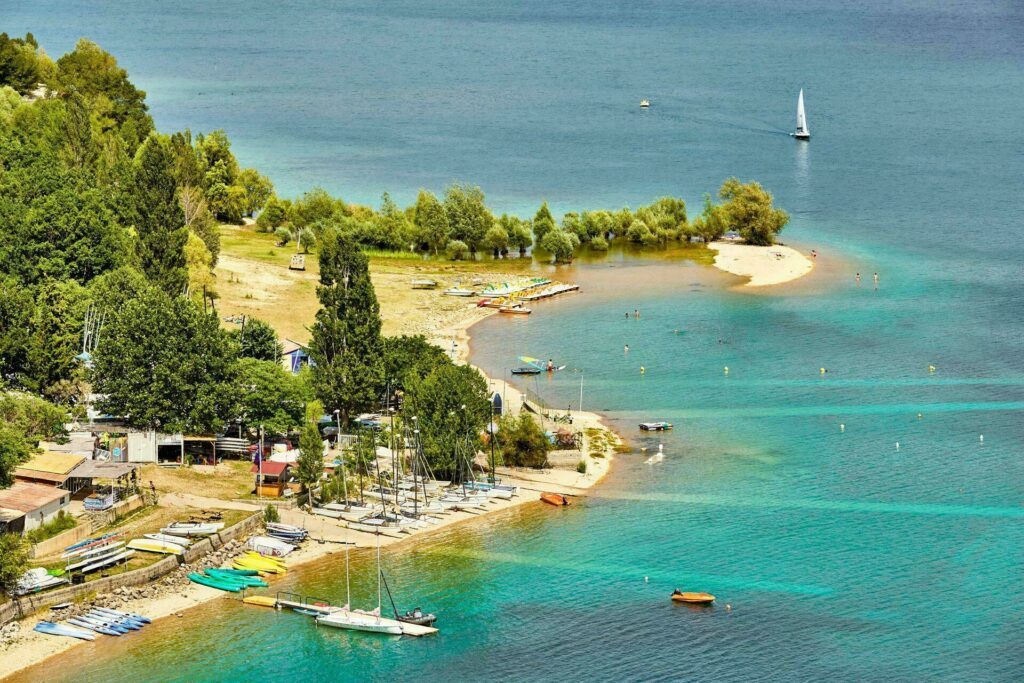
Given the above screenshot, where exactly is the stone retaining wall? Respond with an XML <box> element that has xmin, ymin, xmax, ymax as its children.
<box><xmin>0</xmin><ymin>512</ymin><xmax>261</xmax><ymax>626</ymax></box>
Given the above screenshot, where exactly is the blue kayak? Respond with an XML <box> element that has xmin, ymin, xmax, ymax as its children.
<box><xmin>35</xmin><ymin>621</ymin><xmax>96</xmax><ymax>641</ymax></box>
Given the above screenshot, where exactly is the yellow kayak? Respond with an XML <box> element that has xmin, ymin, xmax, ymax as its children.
<box><xmin>233</xmin><ymin>557</ymin><xmax>286</xmax><ymax>574</ymax></box>
<box><xmin>243</xmin><ymin>550</ymin><xmax>286</xmax><ymax>565</ymax></box>
<box><xmin>243</xmin><ymin>595</ymin><xmax>278</xmax><ymax>608</ymax></box>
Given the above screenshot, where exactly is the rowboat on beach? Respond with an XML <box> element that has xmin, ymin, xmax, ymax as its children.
<box><xmin>160</xmin><ymin>521</ymin><xmax>224</xmax><ymax>537</ymax></box>
<box><xmin>410</xmin><ymin>279</ymin><xmax>437</xmax><ymax>289</ymax></box>
<box><xmin>540</xmin><ymin>492</ymin><xmax>571</xmax><ymax>506</ymax></box>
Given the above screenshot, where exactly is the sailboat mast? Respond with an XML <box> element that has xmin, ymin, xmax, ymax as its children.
<box><xmin>345</xmin><ymin>540</ymin><xmax>351</xmax><ymax>608</ymax></box>
<box><xmin>376</xmin><ymin>532</ymin><xmax>382</xmax><ymax>616</ymax></box>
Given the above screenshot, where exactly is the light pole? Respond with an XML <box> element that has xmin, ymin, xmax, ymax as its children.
<box><xmin>334</xmin><ymin>409</ymin><xmax>349</xmax><ymax>507</ymax></box>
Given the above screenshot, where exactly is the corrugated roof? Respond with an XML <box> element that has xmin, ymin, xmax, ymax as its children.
<box><xmin>251</xmin><ymin>461</ymin><xmax>289</xmax><ymax>476</ymax></box>
<box><xmin>0</xmin><ymin>482</ymin><xmax>69</xmax><ymax>512</ymax></box>
<box><xmin>18</xmin><ymin>451</ymin><xmax>85</xmax><ymax>475</ymax></box>
<box><xmin>13</xmin><ymin>469</ymin><xmax>68</xmax><ymax>484</ymax></box>
<box><xmin>67</xmin><ymin>460</ymin><xmax>137</xmax><ymax>480</ymax></box>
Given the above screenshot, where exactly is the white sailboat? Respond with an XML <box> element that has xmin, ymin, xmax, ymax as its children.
<box><xmin>792</xmin><ymin>89</ymin><xmax>810</xmax><ymax>140</ymax></box>
<box><xmin>316</xmin><ymin>533</ymin><xmax>403</xmax><ymax>635</ymax></box>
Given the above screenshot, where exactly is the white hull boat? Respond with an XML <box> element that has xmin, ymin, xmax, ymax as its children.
<box><xmin>161</xmin><ymin>522</ymin><xmax>224</xmax><ymax>537</ymax></box>
<box><xmin>247</xmin><ymin>535</ymin><xmax>296</xmax><ymax>557</ymax></box>
<box><xmin>144</xmin><ymin>532</ymin><xmax>192</xmax><ymax>546</ymax></box>
<box><xmin>317</xmin><ymin>609</ymin><xmax>403</xmax><ymax>635</ymax></box>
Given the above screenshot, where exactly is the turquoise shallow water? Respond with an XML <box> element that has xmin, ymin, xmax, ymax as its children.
<box><xmin>7</xmin><ymin>1</ymin><xmax>1024</xmax><ymax>681</ymax></box>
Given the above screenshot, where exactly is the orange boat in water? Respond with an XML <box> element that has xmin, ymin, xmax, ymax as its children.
<box><xmin>540</xmin><ymin>492</ymin><xmax>571</xmax><ymax>506</ymax></box>
<box><xmin>670</xmin><ymin>591</ymin><xmax>715</xmax><ymax>605</ymax></box>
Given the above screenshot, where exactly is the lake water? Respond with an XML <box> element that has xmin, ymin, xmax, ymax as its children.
<box><xmin>7</xmin><ymin>1</ymin><xmax>1024</xmax><ymax>681</ymax></box>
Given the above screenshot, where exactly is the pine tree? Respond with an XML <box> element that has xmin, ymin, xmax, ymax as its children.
<box><xmin>133</xmin><ymin>133</ymin><xmax>188</xmax><ymax>294</ymax></box>
<box><xmin>295</xmin><ymin>400</ymin><xmax>325</xmax><ymax>501</ymax></box>
<box><xmin>308</xmin><ymin>230</ymin><xmax>383</xmax><ymax>426</ymax></box>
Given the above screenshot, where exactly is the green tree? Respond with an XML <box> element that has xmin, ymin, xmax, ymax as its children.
<box><xmin>531</xmin><ymin>202</ymin><xmax>557</xmax><ymax>244</ymax></box>
<box><xmin>381</xmin><ymin>335</ymin><xmax>452</xmax><ymax>393</ymax></box>
<box><xmin>506</xmin><ymin>217</ymin><xmax>533</xmax><ymax>256</ymax></box>
<box><xmin>55</xmin><ymin>39</ymin><xmax>152</xmax><ymax>150</ymax></box>
<box><xmin>482</xmin><ymin>225</ymin><xmax>509</xmax><ymax>257</ymax></box>
<box><xmin>540</xmin><ymin>228</ymin><xmax>576</xmax><ymax>263</ymax></box>
<box><xmin>256</xmin><ymin>195</ymin><xmax>290</xmax><ymax>232</ymax></box>
<box><xmin>0</xmin><ymin>33</ymin><xmax>44</xmax><ymax>94</ymax></box>
<box><xmin>446</xmin><ymin>239</ymin><xmax>469</xmax><ymax>261</ymax></box>
<box><xmin>412</xmin><ymin>190</ymin><xmax>449</xmax><ymax>254</ymax></box>
<box><xmin>309</xmin><ymin>230</ymin><xmax>383</xmax><ymax>426</ymax></box>
<box><xmin>498</xmin><ymin>412</ymin><xmax>550</xmax><ymax>468</ymax></box>
<box><xmin>692</xmin><ymin>193</ymin><xmax>729</xmax><ymax>244</ymax></box>
<box><xmin>237</xmin><ymin>167</ymin><xmax>273</xmax><ymax>217</ymax></box>
<box><xmin>443</xmin><ymin>184</ymin><xmax>492</xmax><ymax>254</ymax></box>
<box><xmin>290</xmin><ymin>187</ymin><xmax>344</xmax><ymax>228</ymax></box>
<box><xmin>25</xmin><ymin>279</ymin><xmax>89</xmax><ymax>401</ymax></box>
<box><xmin>403</xmin><ymin>364</ymin><xmax>489</xmax><ymax>480</ymax></box>
<box><xmin>295</xmin><ymin>400</ymin><xmax>325</xmax><ymax>498</ymax></box>
<box><xmin>718</xmin><ymin>178</ymin><xmax>789</xmax><ymax>246</ymax></box>
<box><xmin>132</xmin><ymin>133</ymin><xmax>188</xmax><ymax>294</ymax></box>
<box><xmin>92</xmin><ymin>288</ymin><xmax>237</xmax><ymax>433</ymax></box>
<box><xmin>626</xmin><ymin>219</ymin><xmax>656</xmax><ymax>245</ymax></box>
<box><xmin>233</xmin><ymin>318</ymin><xmax>283</xmax><ymax>362</ymax></box>
<box><xmin>0</xmin><ymin>392</ymin><xmax>66</xmax><ymax>487</ymax></box>
<box><xmin>179</xmin><ymin>185</ymin><xmax>220</xmax><ymax>265</ymax></box>
<box><xmin>233</xmin><ymin>358</ymin><xmax>306</xmax><ymax>435</ymax></box>
<box><xmin>0</xmin><ymin>533</ymin><xmax>29</xmax><ymax>597</ymax></box>
<box><xmin>374</xmin><ymin>192</ymin><xmax>412</xmax><ymax>250</ymax></box>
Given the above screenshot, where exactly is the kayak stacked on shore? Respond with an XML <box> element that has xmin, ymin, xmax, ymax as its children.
<box><xmin>14</xmin><ymin>568</ymin><xmax>69</xmax><ymax>596</ymax></box>
<box><xmin>35</xmin><ymin>608</ymin><xmax>151</xmax><ymax>640</ymax></box>
<box><xmin>233</xmin><ymin>550</ymin><xmax>288</xmax><ymax>574</ymax></box>
<box><xmin>61</xmin><ymin>536</ymin><xmax>135</xmax><ymax>575</ymax></box>
<box><xmin>264</xmin><ymin>522</ymin><xmax>308</xmax><ymax>546</ymax></box>
<box><xmin>188</xmin><ymin>567</ymin><xmax>270</xmax><ymax>592</ymax></box>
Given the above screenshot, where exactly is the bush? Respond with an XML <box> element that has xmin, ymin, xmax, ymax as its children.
<box><xmin>446</xmin><ymin>239</ymin><xmax>470</xmax><ymax>260</ymax></box>
<box><xmin>499</xmin><ymin>412</ymin><xmax>550</xmax><ymax>469</ymax></box>
<box><xmin>24</xmin><ymin>510</ymin><xmax>77</xmax><ymax>544</ymax></box>
<box><xmin>274</xmin><ymin>226</ymin><xmax>293</xmax><ymax>246</ymax></box>
<box><xmin>263</xmin><ymin>504</ymin><xmax>280</xmax><ymax>524</ymax></box>
<box><xmin>540</xmin><ymin>229</ymin><xmax>575</xmax><ymax>263</ymax></box>
<box><xmin>590</xmin><ymin>236</ymin><xmax>609</xmax><ymax>251</ymax></box>
<box><xmin>0</xmin><ymin>533</ymin><xmax>29</xmax><ymax>597</ymax></box>
<box><xmin>576</xmin><ymin>459</ymin><xmax>587</xmax><ymax>474</ymax></box>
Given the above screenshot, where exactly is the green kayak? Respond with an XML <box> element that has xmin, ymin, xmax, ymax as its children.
<box><xmin>205</xmin><ymin>570</ymin><xmax>268</xmax><ymax>588</ymax></box>
<box><xmin>188</xmin><ymin>572</ymin><xmax>241</xmax><ymax>592</ymax></box>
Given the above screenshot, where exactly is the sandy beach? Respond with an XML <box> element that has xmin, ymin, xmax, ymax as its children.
<box><xmin>708</xmin><ymin>241</ymin><xmax>814</xmax><ymax>287</ymax></box>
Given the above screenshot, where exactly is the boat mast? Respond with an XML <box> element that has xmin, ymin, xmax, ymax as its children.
<box><xmin>344</xmin><ymin>536</ymin><xmax>351</xmax><ymax>609</ymax></box>
<box><xmin>376</xmin><ymin>531</ymin><xmax>383</xmax><ymax>619</ymax></box>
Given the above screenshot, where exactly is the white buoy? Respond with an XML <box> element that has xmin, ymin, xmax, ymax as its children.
<box><xmin>896</xmin><ymin>442</ymin><xmax>900</xmax><ymax>450</ymax></box>
<box><xmin>644</xmin><ymin>576</ymin><xmax>648</xmax><ymax>583</ymax></box>
<box><xmin>723</xmin><ymin>366</ymin><xmax>729</xmax><ymax>374</ymax></box>
<box><xmin>979</xmin><ymin>435</ymin><xmax>984</xmax><ymax>443</ymax></box>
<box><xmin>840</xmin><ymin>423</ymin><xmax>845</xmax><ymax>432</ymax></box>
<box><xmin>658</xmin><ymin>444</ymin><xmax>663</xmax><ymax>453</ymax></box>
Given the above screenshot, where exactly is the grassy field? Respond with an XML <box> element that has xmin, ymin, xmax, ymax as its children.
<box><xmin>141</xmin><ymin>461</ymin><xmax>255</xmax><ymax>500</ymax></box>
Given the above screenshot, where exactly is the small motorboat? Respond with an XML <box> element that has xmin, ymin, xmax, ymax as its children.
<box><xmin>443</xmin><ymin>287</ymin><xmax>476</xmax><ymax>297</ymax></box>
<box><xmin>540</xmin><ymin>492</ymin><xmax>571</xmax><ymax>506</ymax></box>
<box><xmin>161</xmin><ymin>522</ymin><xmax>224</xmax><ymax>537</ymax></box>
<box><xmin>511</xmin><ymin>367</ymin><xmax>542</xmax><ymax>376</ymax></box>
<box><xmin>397</xmin><ymin>607</ymin><xmax>437</xmax><ymax>627</ymax></box>
<box><xmin>499</xmin><ymin>305</ymin><xmax>532</xmax><ymax>315</ymax></box>
<box><xmin>639</xmin><ymin>422</ymin><xmax>673</xmax><ymax>432</ymax></box>
<box><xmin>640</xmin><ymin>99</ymin><xmax>650</xmax><ymax>108</ymax></box>
<box><xmin>670</xmin><ymin>591</ymin><xmax>715</xmax><ymax>604</ymax></box>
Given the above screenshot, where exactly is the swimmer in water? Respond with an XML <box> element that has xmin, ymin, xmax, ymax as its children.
<box><xmin>624</xmin><ymin>344</ymin><xmax>630</xmax><ymax>353</ymax></box>
<box><xmin>855</xmin><ymin>272</ymin><xmax>861</xmax><ymax>285</ymax></box>
<box><xmin>873</xmin><ymin>272</ymin><xmax>879</xmax><ymax>290</ymax></box>
<box><xmin>640</xmin><ymin>366</ymin><xmax>646</xmax><ymax>374</ymax></box>
<box><xmin>634</xmin><ymin>309</ymin><xmax>640</xmax><ymax>319</ymax></box>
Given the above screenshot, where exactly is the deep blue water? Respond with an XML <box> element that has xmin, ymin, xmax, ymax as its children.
<box><xmin>7</xmin><ymin>1</ymin><xmax>1024</xmax><ymax>681</ymax></box>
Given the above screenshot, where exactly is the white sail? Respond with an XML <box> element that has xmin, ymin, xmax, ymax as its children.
<box><xmin>795</xmin><ymin>89</ymin><xmax>809</xmax><ymax>137</ymax></box>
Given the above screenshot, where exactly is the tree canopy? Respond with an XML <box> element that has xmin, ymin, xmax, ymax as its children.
<box><xmin>309</xmin><ymin>230</ymin><xmax>383</xmax><ymax>425</ymax></box>
<box><xmin>718</xmin><ymin>178</ymin><xmax>789</xmax><ymax>246</ymax></box>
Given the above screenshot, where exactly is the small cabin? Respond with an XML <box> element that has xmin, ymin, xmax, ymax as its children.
<box><xmin>252</xmin><ymin>461</ymin><xmax>291</xmax><ymax>497</ymax></box>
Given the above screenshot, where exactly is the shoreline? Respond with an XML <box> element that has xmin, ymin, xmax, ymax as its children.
<box><xmin>708</xmin><ymin>241</ymin><xmax>815</xmax><ymax>287</ymax></box>
<box><xmin>2</xmin><ymin>241</ymin><xmax>813</xmax><ymax>679</ymax></box>
<box><xmin>0</xmin><ymin>301</ymin><xmax>617</xmax><ymax>681</ymax></box>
